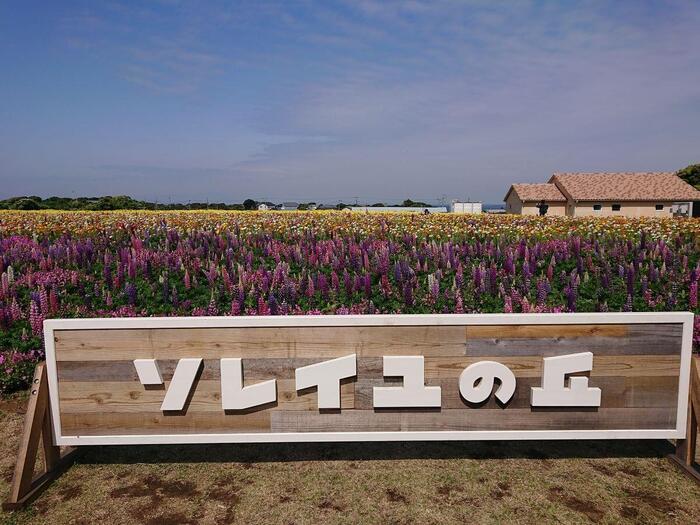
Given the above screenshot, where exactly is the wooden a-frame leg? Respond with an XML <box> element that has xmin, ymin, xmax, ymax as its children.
<box><xmin>3</xmin><ymin>363</ymin><xmax>78</xmax><ymax>511</ymax></box>
<box><xmin>669</xmin><ymin>355</ymin><xmax>699</xmax><ymax>483</ymax></box>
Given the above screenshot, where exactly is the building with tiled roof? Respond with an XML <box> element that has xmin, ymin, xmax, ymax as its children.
<box><xmin>503</xmin><ymin>183</ymin><xmax>567</xmax><ymax>215</ymax></box>
<box><xmin>505</xmin><ymin>172</ymin><xmax>700</xmax><ymax>217</ymax></box>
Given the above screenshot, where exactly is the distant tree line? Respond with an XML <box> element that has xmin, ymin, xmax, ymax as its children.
<box><xmin>0</xmin><ymin>195</ymin><xmax>249</xmax><ymax>211</ymax></box>
<box><xmin>0</xmin><ymin>195</ymin><xmax>437</xmax><ymax>211</ymax></box>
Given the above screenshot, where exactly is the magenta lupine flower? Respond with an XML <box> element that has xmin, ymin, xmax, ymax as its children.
<box><xmin>9</xmin><ymin>297</ymin><xmax>21</xmax><ymax>321</ymax></box>
<box><xmin>521</xmin><ymin>297</ymin><xmax>531</xmax><ymax>313</ymax></box>
<box><xmin>504</xmin><ymin>295</ymin><xmax>513</xmax><ymax>313</ymax></box>
<box><xmin>317</xmin><ymin>273</ymin><xmax>329</xmax><ymax>300</ymax></box>
<box><xmin>184</xmin><ymin>269</ymin><xmax>191</xmax><ymax>290</ymax></box>
<box><xmin>49</xmin><ymin>288</ymin><xmax>58</xmax><ymax>313</ymax></box>
<box><xmin>306</xmin><ymin>275</ymin><xmax>315</xmax><ymax>298</ymax></box>
<box><xmin>455</xmin><ymin>293</ymin><xmax>464</xmax><ymax>314</ymax></box>
<box><xmin>39</xmin><ymin>286</ymin><xmax>49</xmax><ymax>315</ymax></box>
<box><xmin>230</xmin><ymin>299</ymin><xmax>241</xmax><ymax>316</ymax></box>
<box><xmin>257</xmin><ymin>296</ymin><xmax>270</xmax><ymax>315</ymax></box>
<box><xmin>690</xmin><ymin>281</ymin><xmax>698</xmax><ymax>309</ymax></box>
<box><xmin>455</xmin><ymin>263</ymin><xmax>464</xmax><ymax>290</ymax></box>
<box><xmin>29</xmin><ymin>300</ymin><xmax>43</xmax><ymax>336</ymax></box>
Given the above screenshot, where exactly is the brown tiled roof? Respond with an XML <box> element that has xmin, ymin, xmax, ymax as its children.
<box><xmin>549</xmin><ymin>172</ymin><xmax>700</xmax><ymax>202</ymax></box>
<box><xmin>505</xmin><ymin>183</ymin><xmax>566</xmax><ymax>203</ymax></box>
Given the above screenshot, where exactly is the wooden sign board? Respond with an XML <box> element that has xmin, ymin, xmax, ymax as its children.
<box><xmin>44</xmin><ymin>313</ymin><xmax>694</xmax><ymax>445</ymax></box>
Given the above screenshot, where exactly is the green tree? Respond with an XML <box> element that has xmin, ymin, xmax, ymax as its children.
<box><xmin>12</xmin><ymin>198</ymin><xmax>42</xmax><ymax>210</ymax></box>
<box><xmin>677</xmin><ymin>164</ymin><xmax>700</xmax><ymax>189</ymax></box>
<box><xmin>243</xmin><ymin>199</ymin><xmax>257</xmax><ymax>210</ymax></box>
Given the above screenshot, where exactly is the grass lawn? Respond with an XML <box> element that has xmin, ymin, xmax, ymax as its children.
<box><xmin>1</xmin><ymin>396</ymin><xmax>699</xmax><ymax>525</ymax></box>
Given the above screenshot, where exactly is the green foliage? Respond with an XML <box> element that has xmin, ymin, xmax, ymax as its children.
<box><xmin>11</xmin><ymin>198</ymin><xmax>42</xmax><ymax>210</ymax></box>
<box><xmin>0</xmin><ymin>195</ymin><xmax>249</xmax><ymax>211</ymax></box>
<box><xmin>677</xmin><ymin>163</ymin><xmax>700</xmax><ymax>189</ymax></box>
<box><xmin>400</xmin><ymin>199</ymin><xmax>431</xmax><ymax>207</ymax></box>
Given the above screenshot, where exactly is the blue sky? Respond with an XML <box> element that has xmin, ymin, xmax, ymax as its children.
<box><xmin>1</xmin><ymin>1</ymin><xmax>699</xmax><ymax>204</ymax></box>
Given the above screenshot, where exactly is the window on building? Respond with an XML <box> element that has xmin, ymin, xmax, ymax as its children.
<box><xmin>612</xmin><ymin>204</ymin><xmax>621</xmax><ymax>211</ymax></box>
<box><xmin>593</xmin><ymin>204</ymin><xmax>602</xmax><ymax>211</ymax></box>
<box><xmin>655</xmin><ymin>204</ymin><xmax>664</xmax><ymax>211</ymax></box>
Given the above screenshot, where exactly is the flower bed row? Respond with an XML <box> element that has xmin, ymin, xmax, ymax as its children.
<box><xmin>1</xmin><ymin>211</ymin><xmax>699</xmax><ymax>394</ymax></box>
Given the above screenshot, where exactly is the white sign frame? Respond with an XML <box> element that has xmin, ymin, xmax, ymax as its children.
<box><xmin>44</xmin><ymin>312</ymin><xmax>694</xmax><ymax>445</ymax></box>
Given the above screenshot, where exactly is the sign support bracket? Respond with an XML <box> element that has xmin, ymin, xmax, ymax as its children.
<box><xmin>669</xmin><ymin>355</ymin><xmax>700</xmax><ymax>483</ymax></box>
<box><xmin>3</xmin><ymin>363</ymin><xmax>78</xmax><ymax>510</ymax></box>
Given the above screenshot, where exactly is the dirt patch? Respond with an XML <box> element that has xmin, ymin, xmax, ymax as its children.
<box><xmin>318</xmin><ymin>497</ymin><xmax>345</xmax><ymax>512</ymax></box>
<box><xmin>386</xmin><ymin>488</ymin><xmax>408</xmax><ymax>504</ymax></box>
<box><xmin>110</xmin><ymin>473</ymin><xmax>199</xmax><ymax>502</ymax></box>
<box><xmin>619</xmin><ymin>465</ymin><xmax>641</xmax><ymax>477</ymax></box>
<box><xmin>144</xmin><ymin>511</ymin><xmax>197</xmax><ymax>525</ymax></box>
<box><xmin>620</xmin><ymin>505</ymin><xmax>639</xmax><ymax>519</ymax></box>
<box><xmin>490</xmin><ymin>481</ymin><xmax>511</xmax><ymax>500</ymax></box>
<box><xmin>624</xmin><ymin>488</ymin><xmax>676</xmax><ymax>514</ymax></box>
<box><xmin>0</xmin><ymin>397</ymin><xmax>27</xmax><ymax>415</ymax></box>
<box><xmin>547</xmin><ymin>486</ymin><xmax>604</xmax><ymax>523</ymax></box>
<box><xmin>588</xmin><ymin>461</ymin><xmax>614</xmax><ymax>476</ymax></box>
<box><xmin>57</xmin><ymin>484</ymin><xmax>83</xmax><ymax>501</ymax></box>
<box><xmin>437</xmin><ymin>485</ymin><xmax>456</xmax><ymax>497</ymax></box>
<box><xmin>208</xmin><ymin>483</ymin><xmax>241</xmax><ymax>506</ymax></box>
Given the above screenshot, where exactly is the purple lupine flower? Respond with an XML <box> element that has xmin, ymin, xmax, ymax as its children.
<box><xmin>268</xmin><ymin>293</ymin><xmax>279</xmax><ymax>315</ymax></box>
<box><xmin>623</xmin><ymin>294</ymin><xmax>633</xmax><ymax>312</ymax></box>
<box><xmin>125</xmin><ymin>282</ymin><xmax>137</xmax><ymax>306</ymax></box>
<box><xmin>403</xmin><ymin>281</ymin><xmax>414</xmax><ymax>307</ymax></box>
<box><xmin>536</xmin><ymin>279</ymin><xmax>548</xmax><ymax>306</ymax></box>
<box><xmin>565</xmin><ymin>286</ymin><xmax>577</xmax><ymax>312</ymax></box>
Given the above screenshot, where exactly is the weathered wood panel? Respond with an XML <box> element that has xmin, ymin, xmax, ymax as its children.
<box><xmin>46</xmin><ymin>315</ymin><xmax>690</xmax><ymax>442</ymax></box>
<box><xmin>465</xmin><ymin>324</ymin><xmax>682</xmax><ymax>356</ymax></box>
<box><xmin>53</xmin><ymin>326</ymin><xmax>469</xmax><ymax>361</ymax></box>
<box><xmin>53</xmin><ymin>322</ymin><xmax>682</xmax><ymax>361</ymax></box>
<box><xmin>270</xmin><ymin>408</ymin><xmax>675</xmax><ymax>433</ymax></box>
<box><xmin>58</xmin><ymin>380</ymin><xmax>355</xmax><ymax>413</ymax></box>
<box><xmin>353</xmin><ymin>376</ymin><xmax>679</xmax><ymax>410</ymax></box>
<box><xmin>61</xmin><ymin>411</ymin><xmax>271</xmax><ymax>434</ymax></box>
<box><xmin>56</xmin><ymin>355</ymin><xmax>682</xmax><ymax>382</ymax></box>
<box><xmin>61</xmin><ymin>408</ymin><xmax>676</xmax><ymax>436</ymax></box>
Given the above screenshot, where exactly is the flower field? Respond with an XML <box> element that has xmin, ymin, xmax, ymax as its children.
<box><xmin>0</xmin><ymin>210</ymin><xmax>699</xmax><ymax>394</ymax></box>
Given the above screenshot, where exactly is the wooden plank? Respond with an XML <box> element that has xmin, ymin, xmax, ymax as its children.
<box><xmin>353</xmin><ymin>376</ymin><xmax>679</xmax><ymax>410</ymax></box>
<box><xmin>8</xmin><ymin>365</ymin><xmax>50</xmax><ymax>503</ymax></box>
<box><xmin>61</xmin><ymin>411</ymin><xmax>272</xmax><ymax>435</ymax></box>
<box><xmin>58</xmin><ymin>358</ymin><xmax>324</xmax><ymax>382</ymax></box>
<box><xmin>421</xmin><ymin>355</ymin><xmax>680</xmax><ymax>379</ymax></box>
<box><xmin>466</xmin><ymin>324</ymin><xmax>630</xmax><ymax>339</ymax></box>
<box><xmin>58</xmin><ymin>380</ymin><xmax>355</xmax><ymax>413</ymax></box>
<box><xmin>54</xmin><ymin>326</ymin><xmax>469</xmax><ymax>361</ymax></box>
<box><xmin>465</xmin><ymin>324</ymin><xmax>682</xmax><ymax>356</ymax></box>
<box><xmin>56</xmin><ymin>355</ymin><xmax>682</xmax><ymax>384</ymax></box>
<box><xmin>4</xmin><ymin>363</ymin><xmax>79</xmax><ymax>511</ymax></box>
<box><xmin>63</xmin><ymin>407</ymin><xmax>675</xmax><ymax>436</ymax></box>
<box><xmin>270</xmin><ymin>407</ymin><xmax>676</xmax><ymax>433</ymax></box>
